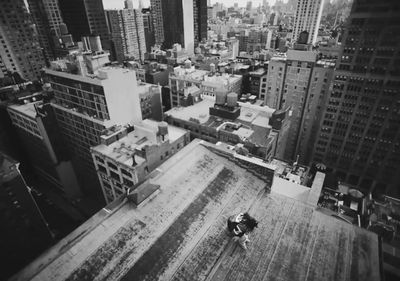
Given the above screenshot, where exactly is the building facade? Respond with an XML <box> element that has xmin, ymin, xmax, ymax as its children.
<box><xmin>45</xmin><ymin>53</ymin><xmax>143</xmax><ymax>204</ymax></box>
<box><xmin>91</xmin><ymin>120</ymin><xmax>189</xmax><ymax>203</ymax></box>
<box><xmin>311</xmin><ymin>0</ymin><xmax>400</xmax><ymax>198</ymax></box>
<box><xmin>149</xmin><ymin>0</ymin><xmax>165</xmax><ymax>46</ymax></box>
<box><xmin>106</xmin><ymin>9</ymin><xmax>146</xmax><ymax>62</ymax></box>
<box><xmin>27</xmin><ymin>0</ymin><xmax>67</xmax><ymax>61</ymax></box>
<box><xmin>263</xmin><ymin>56</ymin><xmax>286</xmax><ymax>107</ymax></box>
<box><xmin>142</xmin><ymin>8</ymin><xmax>155</xmax><ymax>52</ymax></box>
<box><xmin>193</xmin><ymin>0</ymin><xmax>208</xmax><ymax>46</ymax></box>
<box><xmin>0</xmin><ymin>0</ymin><xmax>46</xmax><ymax>80</ymax></box>
<box><xmin>150</xmin><ymin>0</ymin><xmax>194</xmax><ymax>54</ymax></box>
<box><xmin>292</xmin><ymin>0</ymin><xmax>323</xmax><ymax>45</ymax></box>
<box><xmin>58</xmin><ymin>0</ymin><xmax>110</xmax><ymax>49</ymax></box>
<box><xmin>7</xmin><ymin>97</ymin><xmax>81</xmax><ymax>198</ymax></box>
<box><xmin>281</xmin><ymin>50</ymin><xmax>317</xmax><ymax>161</ymax></box>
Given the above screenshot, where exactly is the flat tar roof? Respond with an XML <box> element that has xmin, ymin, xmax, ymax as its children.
<box><xmin>13</xmin><ymin>140</ymin><xmax>381</xmax><ymax>281</ymax></box>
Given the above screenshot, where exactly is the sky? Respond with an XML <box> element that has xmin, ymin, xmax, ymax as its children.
<box><xmin>102</xmin><ymin>0</ymin><xmax>287</xmax><ymax>10</ymax></box>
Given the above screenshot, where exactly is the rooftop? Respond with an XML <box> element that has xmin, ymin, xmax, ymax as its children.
<box><xmin>171</xmin><ymin>66</ymin><xmax>208</xmax><ymax>81</ymax></box>
<box><xmin>249</xmin><ymin>68</ymin><xmax>268</xmax><ymax>76</ymax></box>
<box><xmin>286</xmin><ymin>49</ymin><xmax>317</xmax><ymax>63</ymax></box>
<box><xmin>8</xmin><ymin>101</ymin><xmax>42</xmax><ymax>119</ymax></box>
<box><xmin>12</xmin><ymin>140</ymin><xmax>381</xmax><ymax>281</ymax></box>
<box><xmin>92</xmin><ymin>120</ymin><xmax>187</xmax><ymax>164</ymax></box>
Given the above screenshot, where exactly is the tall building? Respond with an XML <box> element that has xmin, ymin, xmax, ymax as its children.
<box><xmin>150</xmin><ymin>0</ymin><xmax>194</xmax><ymax>54</ymax></box>
<box><xmin>280</xmin><ymin>50</ymin><xmax>317</xmax><ymax>161</ymax></box>
<box><xmin>264</xmin><ymin>55</ymin><xmax>286</xmax><ymax>108</ymax></box>
<box><xmin>27</xmin><ymin>0</ymin><xmax>76</xmax><ymax>61</ymax></box>
<box><xmin>296</xmin><ymin>59</ymin><xmax>335</xmax><ymax>165</ymax></box>
<box><xmin>58</xmin><ymin>0</ymin><xmax>110</xmax><ymax>50</ymax></box>
<box><xmin>292</xmin><ymin>0</ymin><xmax>323</xmax><ymax>45</ymax></box>
<box><xmin>7</xmin><ymin>96</ymin><xmax>81</xmax><ymax>198</ymax></box>
<box><xmin>106</xmin><ymin>8</ymin><xmax>146</xmax><ymax>62</ymax></box>
<box><xmin>142</xmin><ymin>8</ymin><xmax>155</xmax><ymax>52</ymax></box>
<box><xmin>0</xmin><ymin>153</ymin><xmax>53</xmax><ymax>279</ymax></box>
<box><xmin>150</xmin><ymin>0</ymin><xmax>165</xmax><ymax>46</ymax></box>
<box><xmin>45</xmin><ymin>45</ymin><xmax>143</xmax><ymax>204</ymax></box>
<box><xmin>193</xmin><ymin>0</ymin><xmax>208</xmax><ymax>46</ymax></box>
<box><xmin>26</xmin><ymin>0</ymin><xmax>63</xmax><ymax>60</ymax></box>
<box><xmin>0</xmin><ymin>0</ymin><xmax>46</xmax><ymax>80</ymax></box>
<box><xmin>311</xmin><ymin>0</ymin><xmax>400</xmax><ymax>198</ymax></box>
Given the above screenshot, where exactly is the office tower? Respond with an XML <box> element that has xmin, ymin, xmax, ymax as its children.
<box><xmin>27</xmin><ymin>0</ymin><xmax>63</xmax><ymax>60</ymax></box>
<box><xmin>311</xmin><ymin>0</ymin><xmax>400</xmax><ymax>198</ymax></box>
<box><xmin>106</xmin><ymin>8</ymin><xmax>146</xmax><ymax>62</ymax></box>
<box><xmin>292</xmin><ymin>0</ymin><xmax>323</xmax><ymax>45</ymax></box>
<box><xmin>45</xmin><ymin>45</ymin><xmax>143</xmax><ymax>204</ymax></box>
<box><xmin>142</xmin><ymin>8</ymin><xmax>155</xmax><ymax>52</ymax></box>
<box><xmin>58</xmin><ymin>0</ymin><xmax>110</xmax><ymax>50</ymax></box>
<box><xmin>28</xmin><ymin>0</ymin><xmax>78</xmax><ymax>61</ymax></box>
<box><xmin>296</xmin><ymin>59</ymin><xmax>335</xmax><ymax>165</ymax></box>
<box><xmin>0</xmin><ymin>0</ymin><xmax>46</xmax><ymax>81</ymax></box>
<box><xmin>7</xmin><ymin>96</ymin><xmax>81</xmax><ymax>198</ymax></box>
<box><xmin>280</xmin><ymin>50</ymin><xmax>317</xmax><ymax>161</ymax></box>
<box><xmin>150</xmin><ymin>0</ymin><xmax>194</xmax><ymax>54</ymax></box>
<box><xmin>193</xmin><ymin>0</ymin><xmax>208</xmax><ymax>46</ymax></box>
<box><xmin>1</xmin><ymin>153</ymin><xmax>53</xmax><ymax>279</ymax></box>
<box><xmin>150</xmin><ymin>0</ymin><xmax>165</xmax><ymax>46</ymax></box>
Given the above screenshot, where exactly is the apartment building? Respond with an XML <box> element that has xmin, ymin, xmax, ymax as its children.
<box><xmin>91</xmin><ymin>120</ymin><xmax>189</xmax><ymax>203</ymax></box>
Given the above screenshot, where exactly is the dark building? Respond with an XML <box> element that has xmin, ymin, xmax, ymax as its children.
<box><xmin>193</xmin><ymin>0</ymin><xmax>208</xmax><ymax>46</ymax></box>
<box><xmin>160</xmin><ymin>0</ymin><xmax>184</xmax><ymax>49</ymax></box>
<box><xmin>58</xmin><ymin>0</ymin><xmax>109</xmax><ymax>50</ymax></box>
<box><xmin>0</xmin><ymin>153</ymin><xmax>53</xmax><ymax>280</ymax></box>
<box><xmin>142</xmin><ymin>8</ymin><xmax>155</xmax><ymax>52</ymax></box>
<box><xmin>58</xmin><ymin>0</ymin><xmax>90</xmax><ymax>42</ymax></box>
<box><xmin>27</xmin><ymin>0</ymin><xmax>76</xmax><ymax>62</ymax></box>
<box><xmin>150</xmin><ymin>0</ymin><xmax>194</xmax><ymax>52</ymax></box>
<box><xmin>311</xmin><ymin>0</ymin><xmax>400</xmax><ymax>198</ymax></box>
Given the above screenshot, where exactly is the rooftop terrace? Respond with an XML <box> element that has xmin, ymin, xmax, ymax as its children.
<box><xmin>13</xmin><ymin>140</ymin><xmax>381</xmax><ymax>281</ymax></box>
<box><xmin>92</xmin><ymin>120</ymin><xmax>187</xmax><ymax>164</ymax></box>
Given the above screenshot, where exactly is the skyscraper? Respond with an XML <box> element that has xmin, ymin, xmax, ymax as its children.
<box><xmin>311</xmin><ymin>0</ymin><xmax>400</xmax><ymax>198</ymax></box>
<box><xmin>27</xmin><ymin>0</ymin><xmax>76</xmax><ymax>61</ymax></box>
<box><xmin>193</xmin><ymin>0</ymin><xmax>208</xmax><ymax>46</ymax></box>
<box><xmin>0</xmin><ymin>0</ymin><xmax>46</xmax><ymax>80</ymax></box>
<box><xmin>58</xmin><ymin>0</ymin><xmax>110</xmax><ymax>50</ymax></box>
<box><xmin>150</xmin><ymin>0</ymin><xmax>165</xmax><ymax>46</ymax></box>
<box><xmin>106</xmin><ymin>8</ymin><xmax>146</xmax><ymax>62</ymax></box>
<box><xmin>27</xmin><ymin>0</ymin><xmax>64</xmax><ymax>60</ymax></box>
<box><xmin>150</xmin><ymin>0</ymin><xmax>194</xmax><ymax>54</ymax></box>
<box><xmin>142</xmin><ymin>8</ymin><xmax>155</xmax><ymax>52</ymax></box>
<box><xmin>292</xmin><ymin>0</ymin><xmax>324</xmax><ymax>45</ymax></box>
<box><xmin>280</xmin><ymin>50</ymin><xmax>317</xmax><ymax>161</ymax></box>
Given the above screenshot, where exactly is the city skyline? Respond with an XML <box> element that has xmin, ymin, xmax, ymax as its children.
<box><xmin>1</xmin><ymin>0</ymin><xmax>399</xmax><ymax>279</ymax></box>
<box><xmin>102</xmin><ymin>0</ymin><xmax>288</xmax><ymax>9</ymax></box>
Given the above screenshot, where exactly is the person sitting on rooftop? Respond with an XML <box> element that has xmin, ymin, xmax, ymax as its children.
<box><xmin>227</xmin><ymin>212</ymin><xmax>258</xmax><ymax>250</ymax></box>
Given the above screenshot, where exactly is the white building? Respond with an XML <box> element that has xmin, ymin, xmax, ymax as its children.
<box><xmin>91</xmin><ymin>120</ymin><xmax>190</xmax><ymax>203</ymax></box>
<box><xmin>292</xmin><ymin>0</ymin><xmax>324</xmax><ymax>45</ymax></box>
<box><xmin>169</xmin><ymin>62</ymin><xmax>242</xmax><ymax>108</ymax></box>
<box><xmin>45</xmin><ymin>49</ymin><xmax>144</xmax><ymax>203</ymax></box>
